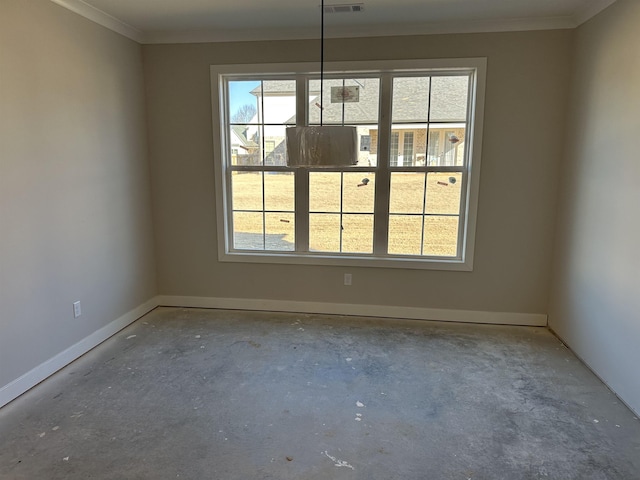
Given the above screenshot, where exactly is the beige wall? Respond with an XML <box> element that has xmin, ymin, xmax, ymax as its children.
<box><xmin>0</xmin><ymin>1</ymin><xmax>156</xmax><ymax>391</ymax></box>
<box><xmin>549</xmin><ymin>0</ymin><xmax>640</xmax><ymax>414</ymax></box>
<box><xmin>143</xmin><ymin>29</ymin><xmax>571</xmax><ymax>314</ymax></box>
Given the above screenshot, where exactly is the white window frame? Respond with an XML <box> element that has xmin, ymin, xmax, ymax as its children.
<box><xmin>210</xmin><ymin>58</ymin><xmax>486</xmax><ymax>271</ymax></box>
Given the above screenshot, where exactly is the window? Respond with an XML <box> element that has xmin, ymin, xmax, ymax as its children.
<box><xmin>389</xmin><ymin>132</ymin><xmax>400</xmax><ymax>167</ymax></box>
<box><xmin>360</xmin><ymin>135</ymin><xmax>371</xmax><ymax>152</ymax></box>
<box><xmin>402</xmin><ymin>132</ymin><xmax>414</xmax><ymax>166</ymax></box>
<box><xmin>211</xmin><ymin>59</ymin><xmax>486</xmax><ymax>270</ymax></box>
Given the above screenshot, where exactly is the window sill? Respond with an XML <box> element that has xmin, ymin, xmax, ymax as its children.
<box><xmin>219</xmin><ymin>251</ymin><xmax>473</xmax><ymax>271</ymax></box>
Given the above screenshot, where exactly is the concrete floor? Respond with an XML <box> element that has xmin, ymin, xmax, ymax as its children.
<box><xmin>1</xmin><ymin>308</ymin><xmax>639</xmax><ymax>479</ymax></box>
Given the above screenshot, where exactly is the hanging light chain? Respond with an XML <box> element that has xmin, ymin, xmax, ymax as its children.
<box><xmin>320</xmin><ymin>0</ymin><xmax>325</xmax><ymax>126</ymax></box>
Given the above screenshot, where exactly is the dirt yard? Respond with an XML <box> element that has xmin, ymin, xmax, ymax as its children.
<box><xmin>231</xmin><ymin>171</ymin><xmax>461</xmax><ymax>256</ymax></box>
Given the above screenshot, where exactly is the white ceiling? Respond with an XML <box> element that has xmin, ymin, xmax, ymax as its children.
<box><xmin>52</xmin><ymin>0</ymin><xmax>616</xmax><ymax>43</ymax></box>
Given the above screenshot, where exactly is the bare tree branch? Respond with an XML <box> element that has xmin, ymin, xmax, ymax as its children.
<box><xmin>232</xmin><ymin>104</ymin><xmax>257</xmax><ymax>123</ymax></box>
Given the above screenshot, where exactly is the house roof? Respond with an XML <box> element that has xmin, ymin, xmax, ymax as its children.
<box><xmin>250</xmin><ymin>81</ymin><xmax>297</xmax><ymax>95</ymax></box>
<box><xmin>231</xmin><ymin>125</ymin><xmax>258</xmax><ymax>148</ymax></box>
<box><xmin>265</xmin><ymin>76</ymin><xmax>469</xmax><ymax>125</ymax></box>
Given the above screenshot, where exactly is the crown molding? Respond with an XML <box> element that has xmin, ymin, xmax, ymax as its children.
<box><xmin>50</xmin><ymin>0</ymin><xmax>144</xmax><ymax>43</ymax></box>
<box><xmin>144</xmin><ymin>16</ymin><xmax>577</xmax><ymax>44</ymax></box>
<box><xmin>50</xmin><ymin>0</ymin><xmax>617</xmax><ymax>46</ymax></box>
<box><xmin>574</xmin><ymin>0</ymin><xmax>617</xmax><ymax>26</ymax></box>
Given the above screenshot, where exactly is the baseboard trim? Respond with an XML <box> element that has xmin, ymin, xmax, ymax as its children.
<box><xmin>0</xmin><ymin>296</ymin><xmax>546</xmax><ymax>409</ymax></box>
<box><xmin>157</xmin><ymin>296</ymin><xmax>547</xmax><ymax>327</ymax></box>
<box><xmin>0</xmin><ymin>298</ymin><xmax>158</xmax><ymax>409</ymax></box>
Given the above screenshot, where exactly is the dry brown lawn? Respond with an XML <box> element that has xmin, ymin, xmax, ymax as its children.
<box><xmin>231</xmin><ymin>171</ymin><xmax>461</xmax><ymax>256</ymax></box>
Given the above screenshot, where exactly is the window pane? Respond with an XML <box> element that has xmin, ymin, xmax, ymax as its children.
<box><xmin>309</xmin><ymin>214</ymin><xmax>340</xmax><ymax>252</ymax></box>
<box><xmin>264</xmin><ymin>172</ymin><xmax>294</xmax><ymax>211</ymax></box>
<box><xmin>388</xmin><ymin>215</ymin><xmax>423</xmax><ymax>255</ymax></box>
<box><xmin>448</xmin><ymin>128</ymin><xmax>466</xmax><ymax>167</ymax></box>
<box><xmin>423</xmin><ymin>216</ymin><xmax>459</xmax><ymax>256</ymax></box>
<box><xmin>356</xmin><ymin>125</ymin><xmax>378</xmax><ymax>167</ymax></box>
<box><xmin>426</xmin><ymin>127</ymin><xmax>466</xmax><ymax>166</ymax></box>
<box><xmin>392</xmin><ymin>77</ymin><xmax>430</xmax><ymax>123</ymax></box>
<box><xmin>308</xmin><ymin>78</ymin><xmax>379</xmax><ymax>125</ymax></box>
<box><xmin>308</xmin><ymin>78</ymin><xmax>379</xmax><ymax>167</ymax></box>
<box><xmin>229</xmin><ymin>125</ymin><xmax>261</xmax><ymax>166</ymax></box>
<box><xmin>342</xmin><ymin>172</ymin><xmax>375</xmax><ymax>213</ymax></box>
<box><xmin>262</xmin><ymin>125</ymin><xmax>289</xmax><ymax>166</ymax></box>
<box><xmin>308</xmin><ymin>78</ymin><xmax>342</xmax><ymax>125</ymax></box>
<box><xmin>389</xmin><ymin>128</ymin><xmax>425</xmax><ymax>167</ymax></box>
<box><xmin>265</xmin><ymin>213</ymin><xmax>295</xmax><ymax>251</ymax></box>
<box><xmin>390</xmin><ymin>172</ymin><xmax>425</xmax><ymax>214</ymax></box>
<box><xmin>232</xmin><ymin>171</ymin><xmax>262</xmax><ymax>211</ymax></box>
<box><xmin>229</xmin><ymin>81</ymin><xmax>261</xmax><ymax>124</ymax></box>
<box><xmin>426</xmin><ymin>172</ymin><xmax>462</xmax><ymax>215</ymax></box>
<box><xmin>261</xmin><ymin>80</ymin><xmax>297</xmax><ymax>125</ymax></box>
<box><xmin>343</xmin><ymin>78</ymin><xmax>379</xmax><ymax>125</ymax></box>
<box><xmin>233</xmin><ymin>212</ymin><xmax>263</xmax><ymax>250</ymax></box>
<box><xmin>342</xmin><ymin>214</ymin><xmax>373</xmax><ymax>254</ymax></box>
<box><xmin>430</xmin><ymin>76</ymin><xmax>469</xmax><ymax>122</ymax></box>
<box><xmin>310</xmin><ymin>172</ymin><xmax>341</xmax><ymax>212</ymax></box>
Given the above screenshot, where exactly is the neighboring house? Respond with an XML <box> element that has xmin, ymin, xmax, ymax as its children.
<box><xmin>246</xmin><ymin>77</ymin><xmax>469</xmax><ymax>167</ymax></box>
<box><xmin>229</xmin><ymin>125</ymin><xmax>259</xmax><ymax>165</ymax></box>
<box><xmin>248</xmin><ymin>82</ymin><xmax>297</xmax><ymax>166</ymax></box>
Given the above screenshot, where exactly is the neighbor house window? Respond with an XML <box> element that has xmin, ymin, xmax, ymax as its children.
<box><xmin>360</xmin><ymin>135</ymin><xmax>371</xmax><ymax>152</ymax></box>
<box><xmin>389</xmin><ymin>132</ymin><xmax>400</xmax><ymax>167</ymax></box>
<box><xmin>211</xmin><ymin>58</ymin><xmax>486</xmax><ymax>270</ymax></box>
<box><xmin>402</xmin><ymin>132</ymin><xmax>414</xmax><ymax>166</ymax></box>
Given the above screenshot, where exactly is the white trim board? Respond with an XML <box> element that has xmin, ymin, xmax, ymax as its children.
<box><xmin>0</xmin><ymin>298</ymin><xmax>157</xmax><ymax>409</ymax></box>
<box><xmin>7</xmin><ymin>293</ymin><xmax>637</xmax><ymax>419</ymax></box>
<box><xmin>0</xmin><ymin>295</ymin><xmax>546</xmax><ymax>409</ymax></box>
<box><xmin>49</xmin><ymin>0</ymin><xmax>617</xmax><ymax>45</ymax></box>
<box><xmin>49</xmin><ymin>0</ymin><xmax>144</xmax><ymax>43</ymax></box>
<box><xmin>157</xmin><ymin>295</ymin><xmax>547</xmax><ymax>327</ymax></box>
<box><xmin>144</xmin><ymin>17</ymin><xmax>576</xmax><ymax>44</ymax></box>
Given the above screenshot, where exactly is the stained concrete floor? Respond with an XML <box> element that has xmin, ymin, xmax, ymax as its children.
<box><xmin>1</xmin><ymin>308</ymin><xmax>639</xmax><ymax>479</ymax></box>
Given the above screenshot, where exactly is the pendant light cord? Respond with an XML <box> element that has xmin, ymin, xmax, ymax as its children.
<box><xmin>320</xmin><ymin>0</ymin><xmax>324</xmax><ymax>126</ymax></box>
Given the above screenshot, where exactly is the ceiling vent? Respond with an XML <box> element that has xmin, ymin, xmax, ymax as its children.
<box><xmin>323</xmin><ymin>3</ymin><xmax>364</xmax><ymax>14</ymax></box>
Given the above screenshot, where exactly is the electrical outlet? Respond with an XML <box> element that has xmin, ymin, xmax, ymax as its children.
<box><xmin>344</xmin><ymin>273</ymin><xmax>352</xmax><ymax>286</ymax></box>
<box><xmin>73</xmin><ymin>301</ymin><xmax>81</xmax><ymax>318</ymax></box>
